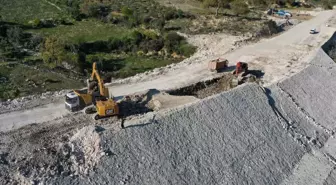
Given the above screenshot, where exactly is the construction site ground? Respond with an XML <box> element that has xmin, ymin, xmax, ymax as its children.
<box><xmin>1</xmin><ymin>10</ymin><xmax>336</xmax><ymax>185</ymax></box>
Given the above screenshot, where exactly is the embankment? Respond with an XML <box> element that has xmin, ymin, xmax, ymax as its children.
<box><xmin>48</xmin><ymin>33</ymin><xmax>336</xmax><ymax>185</ymax></box>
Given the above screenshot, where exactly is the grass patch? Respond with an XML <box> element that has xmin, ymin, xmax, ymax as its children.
<box><xmin>117</xmin><ymin>55</ymin><xmax>179</xmax><ymax>78</ymax></box>
<box><xmin>0</xmin><ymin>63</ymin><xmax>83</xmax><ymax>100</ymax></box>
<box><xmin>29</xmin><ymin>20</ymin><xmax>131</xmax><ymax>43</ymax></box>
<box><xmin>0</xmin><ymin>0</ymin><xmax>67</xmax><ymax>24</ymax></box>
<box><xmin>86</xmin><ymin>53</ymin><xmax>180</xmax><ymax>78</ymax></box>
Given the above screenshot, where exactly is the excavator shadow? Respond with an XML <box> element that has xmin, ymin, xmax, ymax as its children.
<box><xmin>117</xmin><ymin>89</ymin><xmax>160</xmax><ymax>118</ymax></box>
<box><xmin>243</xmin><ymin>70</ymin><xmax>265</xmax><ymax>78</ymax></box>
<box><xmin>216</xmin><ymin>66</ymin><xmax>236</xmax><ymax>73</ymax></box>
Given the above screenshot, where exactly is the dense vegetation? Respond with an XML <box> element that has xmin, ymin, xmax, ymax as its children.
<box><xmin>0</xmin><ymin>0</ymin><xmax>335</xmax><ymax>100</ymax></box>
<box><xmin>0</xmin><ymin>0</ymin><xmax>199</xmax><ymax>100</ymax></box>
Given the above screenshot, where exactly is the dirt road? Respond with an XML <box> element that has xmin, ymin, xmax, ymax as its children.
<box><xmin>0</xmin><ymin>10</ymin><xmax>335</xmax><ymax>132</ymax></box>
<box><xmin>108</xmin><ymin>10</ymin><xmax>335</xmax><ymax>96</ymax></box>
<box><xmin>0</xmin><ymin>99</ymin><xmax>68</xmax><ymax>132</ymax></box>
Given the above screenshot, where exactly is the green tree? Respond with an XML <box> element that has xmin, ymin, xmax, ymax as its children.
<box><xmin>41</xmin><ymin>36</ymin><xmax>67</xmax><ymax>68</ymax></box>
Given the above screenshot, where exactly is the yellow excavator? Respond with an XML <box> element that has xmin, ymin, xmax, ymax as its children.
<box><xmin>65</xmin><ymin>62</ymin><xmax>119</xmax><ymax>120</ymax></box>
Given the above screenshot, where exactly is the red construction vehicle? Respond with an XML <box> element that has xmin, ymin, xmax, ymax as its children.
<box><xmin>233</xmin><ymin>61</ymin><xmax>248</xmax><ymax>76</ymax></box>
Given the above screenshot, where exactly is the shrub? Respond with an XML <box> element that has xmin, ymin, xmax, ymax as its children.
<box><xmin>164</xmin><ymin>32</ymin><xmax>183</xmax><ymax>52</ymax></box>
<box><xmin>6</xmin><ymin>26</ymin><xmax>23</xmax><ymax>46</ymax></box>
<box><xmin>127</xmin><ymin>15</ymin><xmax>141</xmax><ymax>28</ymax></box>
<box><xmin>177</xmin><ymin>9</ymin><xmax>185</xmax><ymax>18</ymax></box>
<box><xmin>321</xmin><ymin>0</ymin><xmax>333</xmax><ymax>9</ymax></box>
<box><xmin>150</xmin><ymin>18</ymin><xmax>165</xmax><ymax>30</ymax></box>
<box><xmin>107</xmin><ymin>12</ymin><xmax>124</xmax><ymax>24</ymax></box>
<box><xmin>28</xmin><ymin>34</ymin><xmax>43</xmax><ymax>51</ymax></box>
<box><xmin>3</xmin><ymin>89</ymin><xmax>20</xmax><ymax>100</ymax></box>
<box><xmin>177</xmin><ymin>43</ymin><xmax>196</xmax><ymax>57</ymax></box>
<box><xmin>29</xmin><ymin>19</ymin><xmax>42</xmax><ymax>28</ymax></box>
<box><xmin>140</xmin><ymin>29</ymin><xmax>159</xmax><ymax>40</ymax></box>
<box><xmin>64</xmin><ymin>0</ymin><xmax>83</xmax><ymax>20</ymax></box>
<box><xmin>87</xmin><ymin>3</ymin><xmax>110</xmax><ymax>18</ymax></box>
<box><xmin>119</xmin><ymin>36</ymin><xmax>135</xmax><ymax>52</ymax></box>
<box><xmin>121</xmin><ymin>7</ymin><xmax>133</xmax><ymax>17</ymax></box>
<box><xmin>142</xmin><ymin>16</ymin><xmax>152</xmax><ymax>24</ymax></box>
<box><xmin>108</xmin><ymin>37</ymin><xmax>123</xmax><ymax>50</ymax></box>
<box><xmin>139</xmin><ymin>39</ymin><xmax>164</xmax><ymax>52</ymax></box>
<box><xmin>130</xmin><ymin>30</ymin><xmax>143</xmax><ymax>45</ymax></box>
<box><xmin>231</xmin><ymin>1</ymin><xmax>250</xmax><ymax>16</ymax></box>
<box><xmin>164</xmin><ymin>8</ymin><xmax>178</xmax><ymax>20</ymax></box>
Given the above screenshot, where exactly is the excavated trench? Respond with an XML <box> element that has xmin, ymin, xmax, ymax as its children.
<box><xmin>168</xmin><ymin>71</ymin><xmax>263</xmax><ymax>99</ymax></box>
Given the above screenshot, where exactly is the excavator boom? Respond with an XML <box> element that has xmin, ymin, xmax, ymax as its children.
<box><xmin>89</xmin><ymin>62</ymin><xmax>109</xmax><ymax>97</ymax></box>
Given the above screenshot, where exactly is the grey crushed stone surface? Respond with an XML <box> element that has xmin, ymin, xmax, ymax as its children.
<box><xmin>45</xmin><ymin>47</ymin><xmax>336</xmax><ymax>184</ymax></box>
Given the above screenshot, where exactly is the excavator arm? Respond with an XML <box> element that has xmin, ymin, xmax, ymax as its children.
<box><xmin>89</xmin><ymin>62</ymin><xmax>109</xmax><ymax>97</ymax></box>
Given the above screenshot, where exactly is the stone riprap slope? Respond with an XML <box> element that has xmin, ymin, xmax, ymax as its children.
<box><xmin>47</xmin><ymin>41</ymin><xmax>336</xmax><ymax>184</ymax></box>
<box><xmin>48</xmin><ymin>84</ymin><xmax>306</xmax><ymax>185</ymax></box>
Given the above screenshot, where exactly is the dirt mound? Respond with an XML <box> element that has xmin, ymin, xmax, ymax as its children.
<box><xmin>61</xmin><ymin>126</ymin><xmax>102</xmax><ymax>176</ymax></box>
<box><xmin>168</xmin><ymin>72</ymin><xmax>262</xmax><ymax>99</ymax></box>
<box><xmin>148</xmin><ymin>93</ymin><xmax>198</xmax><ymax>111</ymax></box>
<box><xmin>117</xmin><ymin>89</ymin><xmax>160</xmax><ymax>117</ymax></box>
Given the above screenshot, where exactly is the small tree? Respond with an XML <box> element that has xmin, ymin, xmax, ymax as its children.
<box><xmin>231</xmin><ymin>0</ymin><xmax>250</xmax><ymax>16</ymax></box>
<box><xmin>41</xmin><ymin>36</ymin><xmax>67</xmax><ymax>68</ymax></box>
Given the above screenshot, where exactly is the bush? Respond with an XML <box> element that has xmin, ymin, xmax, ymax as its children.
<box><xmin>107</xmin><ymin>12</ymin><xmax>124</xmax><ymax>24</ymax></box>
<box><xmin>164</xmin><ymin>32</ymin><xmax>184</xmax><ymax>52</ymax></box>
<box><xmin>108</xmin><ymin>37</ymin><xmax>123</xmax><ymax>50</ymax></box>
<box><xmin>28</xmin><ymin>34</ymin><xmax>43</xmax><ymax>51</ymax></box>
<box><xmin>64</xmin><ymin>0</ymin><xmax>83</xmax><ymax>20</ymax></box>
<box><xmin>87</xmin><ymin>3</ymin><xmax>110</xmax><ymax>18</ymax></box>
<box><xmin>140</xmin><ymin>29</ymin><xmax>159</xmax><ymax>40</ymax></box>
<box><xmin>121</xmin><ymin>7</ymin><xmax>133</xmax><ymax>17</ymax></box>
<box><xmin>119</xmin><ymin>36</ymin><xmax>135</xmax><ymax>52</ymax></box>
<box><xmin>139</xmin><ymin>39</ymin><xmax>164</xmax><ymax>52</ymax></box>
<box><xmin>322</xmin><ymin>0</ymin><xmax>333</xmax><ymax>9</ymax></box>
<box><xmin>231</xmin><ymin>1</ymin><xmax>250</xmax><ymax>16</ymax></box>
<box><xmin>151</xmin><ymin>18</ymin><xmax>165</xmax><ymax>30</ymax></box>
<box><xmin>177</xmin><ymin>43</ymin><xmax>196</xmax><ymax>57</ymax></box>
<box><xmin>130</xmin><ymin>30</ymin><xmax>144</xmax><ymax>45</ymax></box>
<box><xmin>6</xmin><ymin>26</ymin><xmax>23</xmax><ymax>46</ymax></box>
<box><xmin>177</xmin><ymin>9</ymin><xmax>185</xmax><ymax>18</ymax></box>
<box><xmin>142</xmin><ymin>16</ymin><xmax>152</xmax><ymax>24</ymax></box>
<box><xmin>29</xmin><ymin>19</ymin><xmax>42</xmax><ymax>28</ymax></box>
<box><xmin>164</xmin><ymin>8</ymin><xmax>178</xmax><ymax>20</ymax></box>
<box><xmin>3</xmin><ymin>89</ymin><xmax>20</xmax><ymax>100</ymax></box>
